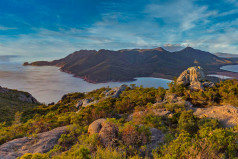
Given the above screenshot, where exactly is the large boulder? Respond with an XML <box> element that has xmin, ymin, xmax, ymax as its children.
<box><xmin>88</xmin><ymin>118</ymin><xmax>107</xmax><ymax>135</ymax></box>
<box><xmin>177</xmin><ymin>66</ymin><xmax>206</xmax><ymax>85</ymax></box>
<box><xmin>193</xmin><ymin>105</ymin><xmax>238</xmax><ymax>128</ymax></box>
<box><xmin>99</xmin><ymin>122</ymin><xmax>118</xmax><ymax>147</ymax></box>
<box><xmin>0</xmin><ymin>126</ymin><xmax>68</xmax><ymax>159</ymax></box>
<box><xmin>88</xmin><ymin>119</ymin><xmax>118</xmax><ymax>147</ymax></box>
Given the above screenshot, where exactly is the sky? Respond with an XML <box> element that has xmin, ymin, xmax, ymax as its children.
<box><xmin>0</xmin><ymin>0</ymin><xmax>238</xmax><ymax>61</ymax></box>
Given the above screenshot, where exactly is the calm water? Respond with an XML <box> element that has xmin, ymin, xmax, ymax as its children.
<box><xmin>221</xmin><ymin>65</ymin><xmax>238</xmax><ymax>73</ymax></box>
<box><xmin>0</xmin><ymin>62</ymin><xmax>171</xmax><ymax>104</ymax></box>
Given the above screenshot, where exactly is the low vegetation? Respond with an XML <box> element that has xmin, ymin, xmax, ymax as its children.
<box><xmin>0</xmin><ymin>79</ymin><xmax>238</xmax><ymax>158</ymax></box>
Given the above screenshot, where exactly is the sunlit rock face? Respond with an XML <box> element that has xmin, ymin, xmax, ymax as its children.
<box><xmin>177</xmin><ymin>66</ymin><xmax>206</xmax><ymax>85</ymax></box>
<box><xmin>176</xmin><ymin>66</ymin><xmax>209</xmax><ymax>90</ymax></box>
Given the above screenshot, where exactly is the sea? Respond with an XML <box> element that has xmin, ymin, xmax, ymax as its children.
<box><xmin>0</xmin><ymin>60</ymin><xmax>171</xmax><ymax>104</ymax></box>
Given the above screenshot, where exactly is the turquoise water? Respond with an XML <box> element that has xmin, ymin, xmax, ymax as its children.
<box><xmin>0</xmin><ymin>62</ymin><xmax>171</xmax><ymax>103</ymax></box>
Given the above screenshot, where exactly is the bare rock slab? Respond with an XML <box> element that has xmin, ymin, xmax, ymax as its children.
<box><xmin>0</xmin><ymin>126</ymin><xmax>68</xmax><ymax>159</ymax></box>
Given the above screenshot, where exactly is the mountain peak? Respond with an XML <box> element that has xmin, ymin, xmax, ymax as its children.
<box><xmin>183</xmin><ymin>47</ymin><xmax>196</xmax><ymax>51</ymax></box>
<box><xmin>153</xmin><ymin>47</ymin><xmax>165</xmax><ymax>51</ymax></box>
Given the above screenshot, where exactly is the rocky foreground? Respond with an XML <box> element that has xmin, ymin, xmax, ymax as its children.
<box><xmin>0</xmin><ymin>66</ymin><xmax>237</xmax><ymax>158</ymax></box>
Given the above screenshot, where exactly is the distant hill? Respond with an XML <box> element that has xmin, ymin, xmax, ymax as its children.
<box><xmin>24</xmin><ymin>47</ymin><xmax>237</xmax><ymax>83</ymax></box>
<box><xmin>214</xmin><ymin>52</ymin><xmax>238</xmax><ymax>58</ymax></box>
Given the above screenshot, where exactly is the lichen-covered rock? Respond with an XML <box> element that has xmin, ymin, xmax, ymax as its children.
<box><xmin>88</xmin><ymin>118</ymin><xmax>107</xmax><ymax>135</ymax></box>
<box><xmin>177</xmin><ymin>66</ymin><xmax>206</xmax><ymax>89</ymax></box>
<box><xmin>0</xmin><ymin>126</ymin><xmax>68</xmax><ymax>159</ymax></box>
<box><xmin>99</xmin><ymin>122</ymin><xmax>118</xmax><ymax>147</ymax></box>
<box><xmin>193</xmin><ymin>105</ymin><xmax>238</xmax><ymax>128</ymax></box>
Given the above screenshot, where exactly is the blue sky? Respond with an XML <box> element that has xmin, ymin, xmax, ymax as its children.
<box><xmin>0</xmin><ymin>0</ymin><xmax>238</xmax><ymax>61</ymax></box>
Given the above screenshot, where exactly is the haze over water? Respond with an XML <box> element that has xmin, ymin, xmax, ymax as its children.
<box><xmin>0</xmin><ymin>58</ymin><xmax>171</xmax><ymax>104</ymax></box>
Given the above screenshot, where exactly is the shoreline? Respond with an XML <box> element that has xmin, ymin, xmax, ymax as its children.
<box><xmin>214</xmin><ymin>71</ymin><xmax>238</xmax><ymax>79</ymax></box>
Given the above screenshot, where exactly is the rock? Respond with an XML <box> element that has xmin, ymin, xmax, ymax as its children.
<box><xmin>202</xmin><ymin>81</ymin><xmax>215</xmax><ymax>88</ymax></box>
<box><xmin>189</xmin><ymin>81</ymin><xmax>204</xmax><ymax>91</ymax></box>
<box><xmin>163</xmin><ymin>93</ymin><xmax>184</xmax><ymax>103</ymax></box>
<box><xmin>193</xmin><ymin>105</ymin><xmax>238</xmax><ymax>128</ymax></box>
<box><xmin>127</xmin><ymin>111</ymin><xmax>144</xmax><ymax>121</ymax></box>
<box><xmin>99</xmin><ymin>122</ymin><xmax>118</xmax><ymax>147</ymax></box>
<box><xmin>75</xmin><ymin>98</ymin><xmax>99</xmax><ymax>109</ymax></box>
<box><xmin>102</xmin><ymin>84</ymin><xmax>127</xmax><ymax>98</ymax></box>
<box><xmin>88</xmin><ymin>119</ymin><xmax>118</xmax><ymax>147</ymax></box>
<box><xmin>0</xmin><ymin>126</ymin><xmax>68</xmax><ymax>159</ymax></box>
<box><xmin>147</xmin><ymin>128</ymin><xmax>164</xmax><ymax>151</ymax></box>
<box><xmin>152</xmin><ymin>109</ymin><xmax>172</xmax><ymax>116</ymax></box>
<box><xmin>88</xmin><ymin>118</ymin><xmax>107</xmax><ymax>135</ymax></box>
<box><xmin>75</xmin><ymin>100</ymin><xmax>83</xmax><ymax>109</ymax></box>
<box><xmin>177</xmin><ymin>66</ymin><xmax>206</xmax><ymax>90</ymax></box>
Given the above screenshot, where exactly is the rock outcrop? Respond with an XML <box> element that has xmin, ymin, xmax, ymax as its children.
<box><xmin>177</xmin><ymin>66</ymin><xmax>206</xmax><ymax>85</ymax></box>
<box><xmin>88</xmin><ymin>118</ymin><xmax>107</xmax><ymax>135</ymax></box>
<box><xmin>0</xmin><ymin>126</ymin><xmax>68</xmax><ymax>159</ymax></box>
<box><xmin>75</xmin><ymin>85</ymin><xmax>127</xmax><ymax>109</ymax></box>
<box><xmin>88</xmin><ymin>119</ymin><xmax>118</xmax><ymax>147</ymax></box>
<box><xmin>98</xmin><ymin>122</ymin><xmax>119</xmax><ymax>147</ymax></box>
<box><xmin>193</xmin><ymin>105</ymin><xmax>238</xmax><ymax>128</ymax></box>
<box><xmin>176</xmin><ymin>66</ymin><xmax>215</xmax><ymax>90</ymax></box>
<box><xmin>102</xmin><ymin>84</ymin><xmax>127</xmax><ymax>98</ymax></box>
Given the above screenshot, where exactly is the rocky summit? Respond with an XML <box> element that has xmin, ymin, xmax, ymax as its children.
<box><xmin>176</xmin><ymin>66</ymin><xmax>215</xmax><ymax>90</ymax></box>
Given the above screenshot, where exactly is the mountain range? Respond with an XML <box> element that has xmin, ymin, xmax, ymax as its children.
<box><xmin>24</xmin><ymin>47</ymin><xmax>238</xmax><ymax>83</ymax></box>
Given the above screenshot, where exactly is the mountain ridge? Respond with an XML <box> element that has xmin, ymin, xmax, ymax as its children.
<box><xmin>24</xmin><ymin>47</ymin><xmax>238</xmax><ymax>83</ymax></box>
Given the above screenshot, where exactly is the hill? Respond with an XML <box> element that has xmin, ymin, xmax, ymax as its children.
<box><xmin>0</xmin><ymin>86</ymin><xmax>40</xmax><ymax>125</ymax></box>
<box><xmin>24</xmin><ymin>47</ymin><xmax>237</xmax><ymax>83</ymax></box>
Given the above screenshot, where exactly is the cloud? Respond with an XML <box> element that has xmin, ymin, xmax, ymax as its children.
<box><xmin>144</xmin><ymin>0</ymin><xmax>217</xmax><ymax>31</ymax></box>
<box><xmin>163</xmin><ymin>44</ymin><xmax>186</xmax><ymax>52</ymax></box>
<box><xmin>0</xmin><ymin>26</ymin><xmax>17</xmax><ymax>30</ymax></box>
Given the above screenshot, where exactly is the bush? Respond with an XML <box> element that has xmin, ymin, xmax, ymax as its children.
<box><xmin>178</xmin><ymin>110</ymin><xmax>198</xmax><ymax>135</ymax></box>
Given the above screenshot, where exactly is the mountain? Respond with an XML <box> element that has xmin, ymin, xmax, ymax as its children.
<box><xmin>214</xmin><ymin>52</ymin><xmax>238</xmax><ymax>58</ymax></box>
<box><xmin>24</xmin><ymin>47</ymin><xmax>237</xmax><ymax>83</ymax></box>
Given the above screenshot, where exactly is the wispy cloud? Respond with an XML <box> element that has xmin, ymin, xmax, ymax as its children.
<box><xmin>144</xmin><ymin>0</ymin><xmax>217</xmax><ymax>31</ymax></box>
<box><xmin>0</xmin><ymin>26</ymin><xmax>17</xmax><ymax>30</ymax></box>
<box><xmin>0</xmin><ymin>0</ymin><xmax>238</xmax><ymax>59</ymax></box>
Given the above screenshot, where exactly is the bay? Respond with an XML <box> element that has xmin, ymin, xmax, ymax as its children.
<box><xmin>0</xmin><ymin>62</ymin><xmax>171</xmax><ymax>104</ymax></box>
